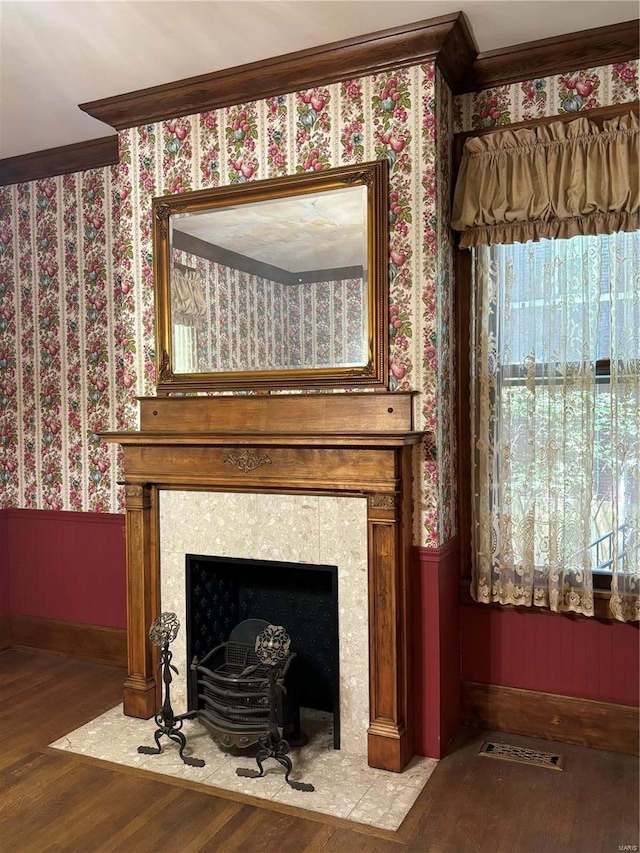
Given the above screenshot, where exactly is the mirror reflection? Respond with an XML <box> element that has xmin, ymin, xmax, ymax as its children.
<box><xmin>169</xmin><ymin>185</ymin><xmax>368</xmax><ymax>374</ymax></box>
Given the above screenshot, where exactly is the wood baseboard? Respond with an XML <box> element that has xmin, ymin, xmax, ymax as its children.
<box><xmin>8</xmin><ymin>614</ymin><xmax>126</xmax><ymax>667</ymax></box>
<box><xmin>0</xmin><ymin>614</ymin><xmax>10</xmax><ymax>651</ymax></box>
<box><xmin>462</xmin><ymin>681</ymin><xmax>639</xmax><ymax>756</ymax></box>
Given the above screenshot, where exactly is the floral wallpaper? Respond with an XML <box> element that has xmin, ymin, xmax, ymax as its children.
<box><xmin>174</xmin><ymin>248</ymin><xmax>366</xmax><ymax>371</ymax></box>
<box><xmin>453</xmin><ymin>60</ymin><xmax>638</xmax><ymax>132</ymax></box>
<box><xmin>0</xmin><ymin>171</ymin><xmax>123</xmax><ymax>513</ymax></box>
<box><xmin>0</xmin><ymin>57</ymin><xmax>633</xmax><ymax>546</ymax></box>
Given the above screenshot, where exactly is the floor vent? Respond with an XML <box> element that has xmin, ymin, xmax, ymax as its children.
<box><xmin>479</xmin><ymin>741</ymin><xmax>565</xmax><ymax>770</ymax></box>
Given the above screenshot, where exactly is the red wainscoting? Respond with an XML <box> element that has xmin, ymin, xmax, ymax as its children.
<box><xmin>460</xmin><ymin>603</ymin><xmax>640</xmax><ymax>707</ymax></box>
<box><xmin>414</xmin><ymin>540</ymin><xmax>461</xmax><ymax>758</ymax></box>
<box><xmin>0</xmin><ymin>510</ymin><xmax>9</xmax><ymax>649</ymax></box>
<box><xmin>5</xmin><ymin>508</ymin><xmax>126</xmax><ymax>629</ymax></box>
<box><xmin>0</xmin><ymin>511</ymin><xmax>8</xmax><ymax>620</ymax></box>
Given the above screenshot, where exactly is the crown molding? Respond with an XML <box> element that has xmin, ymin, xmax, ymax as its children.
<box><xmin>1</xmin><ymin>16</ymin><xmax>637</xmax><ymax>185</ymax></box>
<box><xmin>463</xmin><ymin>19</ymin><xmax>639</xmax><ymax>93</ymax></box>
<box><xmin>78</xmin><ymin>12</ymin><xmax>476</xmax><ymax>131</ymax></box>
<box><xmin>0</xmin><ymin>135</ymin><xmax>119</xmax><ymax>187</ymax></box>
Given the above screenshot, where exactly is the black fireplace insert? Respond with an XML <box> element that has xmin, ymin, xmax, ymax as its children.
<box><xmin>185</xmin><ymin>554</ymin><xmax>340</xmax><ymax>748</ymax></box>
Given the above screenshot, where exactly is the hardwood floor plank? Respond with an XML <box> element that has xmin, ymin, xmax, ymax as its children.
<box><xmin>0</xmin><ymin>649</ymin><xmax>125</xmax><ymax>753</ymax></box>
<box><xmin>0</xmin><ymin>649</ymin><xmax>638</xmax><ymax>853</ymax></box>
<box><xmin>109</xmin><ymin>793</ymin><xmax>247</xmax><ymax>852</ymax></box>
<box><xmin>406</xmin><ymin>729</ymin><xmax>639</xmax><ymax>853</ymax></box>
<box><xmin>0</xmin><ymin>761</ymin><xmax>109</xmax><ymax>846</ymax></box>
<box><xmin>19</xmin><ymin>768</ymin><xmax>175</xmax><ymax>851</ymax></box>
<box><xmin>197</xmin><ymin>805</ymin><xmax>332</xmax><ymax>853</ymax></box>
<box><xmin>316</xmin><ymin>828</ymin><xmax>404</xmax><ymax>852</ymax></box>
<box><xmin>98</xmin><ymin>786</ymin><xmax>184</xmax><ymax>852</ymax></box>
<box><xmin>174</xmin><ymin>799</ymin><xmax>244</xmax><ymax>853</ymax></box>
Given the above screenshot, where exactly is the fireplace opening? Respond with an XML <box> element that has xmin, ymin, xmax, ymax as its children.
<box><xmin>185</xmin><ymin>554</ymin><xmax>340</xmax><ymax>749</ymax></box>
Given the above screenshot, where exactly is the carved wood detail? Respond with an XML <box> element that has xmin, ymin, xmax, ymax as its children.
<box><xmin>368</xmin><ymin>494</ymin><xmax>397</xmax><ymax>509</ymax></box>
<box><xmin>223</xmin><ymin>450</ymin><xmax>272</xmax><ymax>472</ymax></box>
<box><xmin>103</xmin><ymin>392</ymin><xmax>423</xmax><ymax>772</ymax></box>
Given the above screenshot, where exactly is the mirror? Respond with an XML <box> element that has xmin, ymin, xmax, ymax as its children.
<box><xmin>152</xmin><ymin>160</ymin><xmax>388</xmax><ymax>392</ymax></box>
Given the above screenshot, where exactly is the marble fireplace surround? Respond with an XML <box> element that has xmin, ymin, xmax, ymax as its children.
<box><xmin>159</xmin><ymin>490</ymin><xmax>369</xmax><ymax>755</ymax></box>
<box><xmin>104</xmin><ymin>391</ymin><xmax>422</xmax><ymax>772</ymax></box>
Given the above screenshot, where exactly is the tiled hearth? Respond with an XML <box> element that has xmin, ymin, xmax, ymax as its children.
<box><xmin>50</xmin><ymin>706</ymin><xmax>437</xmax><ymax>831</ymax></box>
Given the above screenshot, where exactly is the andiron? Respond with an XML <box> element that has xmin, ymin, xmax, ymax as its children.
<box><xmin>236</xmin><ymin>624</ymin><xmax>314</xmax><ymax>792</ymax></box>
<box><xmin>138</xmin><ymin>612</ymin><xmax>205</xmax><ymax>768</ymax></box>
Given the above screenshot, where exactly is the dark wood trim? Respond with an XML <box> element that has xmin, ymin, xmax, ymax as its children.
<box><xmin>454</xmin><ymin>247</ymin><xmax>472</xmax><ymax>580</ymax></box>
<box><xmin>0</xmin><ymin>613</ymin><xmax>9</xmax><ymax>651</ymax></box>
<box><xmin>462</xmin><ymin>19</ymin><xmax>639</xmax><ymax>93</ymax></box>
<box><xmin>173</xmin><ymin>230</ymin><xmax>362</xmax><ymax>286</ymax></box>
<box><xmin>2</xmin><ymin>19</ymin><xmax>635</xmax><ymax>185</ymax></box>
<box><xmin>0</xmin><ymin>135</ymin><xmax>119</xmax><ymax>187</ymax></box>
<box><xmin>79</xmin><ymin>14</ymin><xmax>476</xmax><ymax>131</ymax></box>
<box><xmin>459</xmin><ymin>581</ymin><xmax>633</xmax><ymax>624</ymax></box>
<box><xmin>462</xmin><ymin>680</ymin><xmax>640</xmax><ymax>756</ymax></box>
<box><xmin>8</xmin><ymin>614</ymin><xmax>127</xmax><ymax>667</ymax></box>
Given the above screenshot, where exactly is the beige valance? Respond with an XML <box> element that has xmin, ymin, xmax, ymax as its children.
<box><xmin>171</xmin><ymin>265</ymin><xmax>207</xmax><ymax>326</ymax></box>
<box><xmin>451</xmin><ymin>112</ymin><xmax>639</xmax><ymax>247</ymax></box>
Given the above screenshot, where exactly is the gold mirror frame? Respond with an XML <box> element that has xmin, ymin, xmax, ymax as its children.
<box><xmin>152</xmin><ymin>160</ymin><xmax>389</xmax><ymax>393</ymax></box>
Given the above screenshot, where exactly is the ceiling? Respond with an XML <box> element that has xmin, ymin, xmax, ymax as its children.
<box><xmin>176</xmin><ymin>183</ymin><xmax>367</xmax><ymax>272</ymax></box>
<box><xmin>1</xmin><ymin>0</ymin><xmax>638</xmax><ymax>160</ymax></box>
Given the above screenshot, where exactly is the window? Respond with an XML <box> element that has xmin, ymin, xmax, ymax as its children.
<box><xmin>172</xmin><ymin>323</ymin><xmax>198</xmax><ymax>373</ymax></box>
<box><xmin>452</xmin><ymin>109</ymin><xmax>639</xmax><ymax>621</ymax></box>
<box><xmin>470</xmin><ymin>231</ymin><xmax>639</xmax><ymax>613</ymax></box>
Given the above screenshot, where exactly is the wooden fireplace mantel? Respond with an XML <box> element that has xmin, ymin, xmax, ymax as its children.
<box><xmin>103</xmin><ymin>391</ymin><xmax>423</xmax><ymax>772</ymax></box>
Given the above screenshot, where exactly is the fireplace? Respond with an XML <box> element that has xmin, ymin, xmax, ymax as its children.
<box><xmin>159</xmin><ymin>490</ymin><xmax>367</xmax><ymax>755</ymax></box>
<box><xmin>104</xmin><ymin>391</ymin><xmax>422</xmax><ymax>771</ymax></box>
<box><xmin>185</xmin><ymin>554</ymin><xmax>340</xmax><ymax>748</ymax></box>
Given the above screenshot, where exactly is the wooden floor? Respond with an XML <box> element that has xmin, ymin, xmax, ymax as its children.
<box><xmin>1</xmin><ymin>650</ymin><xmax>637</xmax><ymax>853</ymax></box>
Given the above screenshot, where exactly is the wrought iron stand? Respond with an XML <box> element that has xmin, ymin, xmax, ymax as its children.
<box><xmin>236</xmin><ymin>625</ymin><xmax>314</xmax><ymax>792</ymax></box>
<box><xmin>138</xmin><ymin>612</ymin><xmax>205</xmax><ymax>768</ymax></box>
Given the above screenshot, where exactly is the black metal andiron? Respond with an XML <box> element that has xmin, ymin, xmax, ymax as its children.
<box><xmin>138</xmin><ymin>612</ymin><xmax>205</xmax><ymax>768</ymax></box>
<box><xmin>236</xmin><ymin>624</ymin><xmax>314</xmax><ymax>792</ymax></box>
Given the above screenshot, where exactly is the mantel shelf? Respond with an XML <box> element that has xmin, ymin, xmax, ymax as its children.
<box><xmin>102</xmin><ymin>430</ymin><xmax>424</xmax><ymax>448</ymax></box>
<box><xmin>125</xmin><ymin>391</ymin><xmax>418</xmax><ymax>435</ymax></box>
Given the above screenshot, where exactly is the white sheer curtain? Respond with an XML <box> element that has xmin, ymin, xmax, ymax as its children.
<box><xmin>471</xmin><ymin>231</ymin><xmax>640</xmax><ymax>621</ymax></box>
<box><xmin>172</xmin><ymin>323</ymin><xmax>198</xmax><ymax>373</ymax></box>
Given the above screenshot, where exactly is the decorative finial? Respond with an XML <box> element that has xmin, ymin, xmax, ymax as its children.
<box><xmin>148</xmin><ymin>612</ymin><xmax>180</xmax><ymax>647</ymax></box>
<box><xmin>254</xmin><ymin>624</ymin><xmax>290</xmax><ymax>666</ymax></box>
